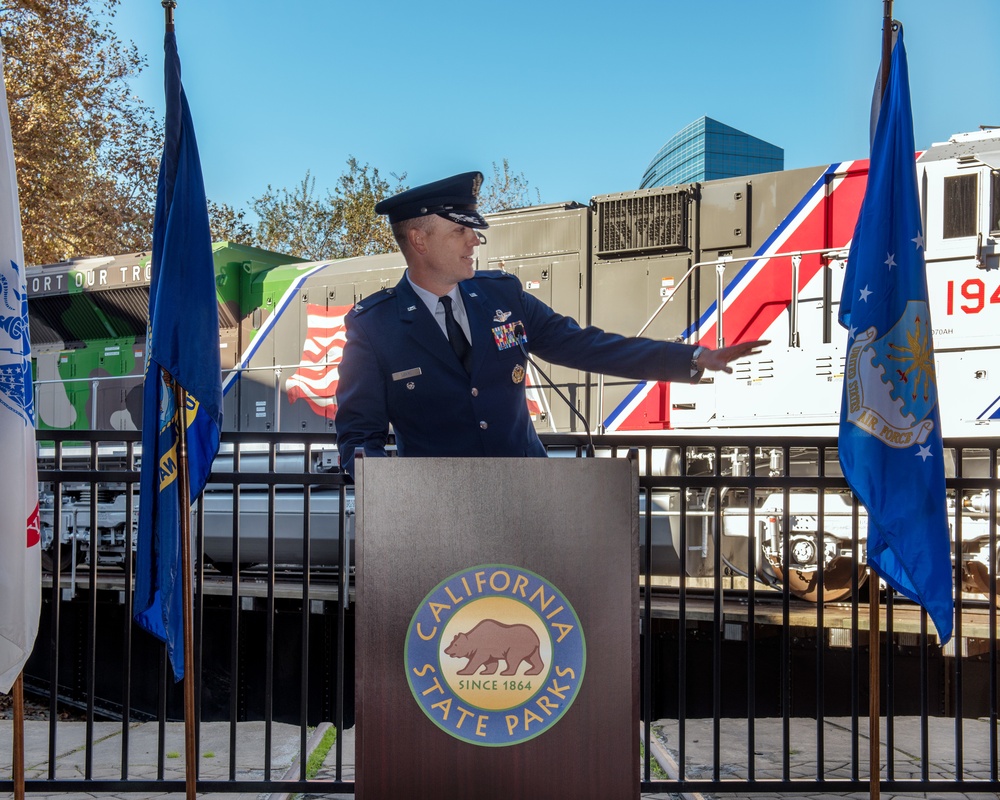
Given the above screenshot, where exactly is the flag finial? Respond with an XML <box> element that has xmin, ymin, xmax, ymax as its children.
<box><xmin>162</xmin><ymin>0</ymin><xmax>177</xmax><ymax>32</ymax></box>
<box><xmin>880</xmin><ymin>1</ymin><xmax>895</xmax><ymax>97</ymax></box>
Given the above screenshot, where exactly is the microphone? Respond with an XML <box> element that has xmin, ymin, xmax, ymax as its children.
<box><xmin>513</xmin><ymin>323</ymin><xmax>595</xmax><ymax>458</ymax></box>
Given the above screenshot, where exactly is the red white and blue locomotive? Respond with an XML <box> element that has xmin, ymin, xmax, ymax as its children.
<box><xmin>27</xmin><ymin>128</ymin><xmax>1000</xmax><ymax>601</ymax></box>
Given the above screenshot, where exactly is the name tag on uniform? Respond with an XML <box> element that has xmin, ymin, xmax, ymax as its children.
<box><xmin>392</xmin><ymin>367</ymin><xmax>422</xmax><ymax>381</ymax></box>
<box><xmin>492</xmin><ymin>321</ymin><xmax>526</xmax><ymax>351</ymax></box>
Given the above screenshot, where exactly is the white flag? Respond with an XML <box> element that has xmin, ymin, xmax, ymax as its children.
<box><xmin>0</xmin><ymin>44</ymin><xmax>41</xmax><ymax>695</ymax></box>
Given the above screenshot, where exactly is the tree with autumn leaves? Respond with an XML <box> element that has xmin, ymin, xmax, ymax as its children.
<box><xmin>2</xmin><ymin>0</ymin><xmax>161</xmax><ymax>265</ymax></box>
<box><xmin>3</xmin><ymin>1</ymin><xmax>539</xmax><ymax>265</ymax></box>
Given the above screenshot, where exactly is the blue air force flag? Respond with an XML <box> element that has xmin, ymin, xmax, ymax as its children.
<box><xmin>838</xmin><ymin>28</ymin><xmax>953</xmax><ymax>643</ymax></box>
<box><xmin>133</xmin><ymin>31</ymin><xmax>223</xmax><ymax>681</ymax></box>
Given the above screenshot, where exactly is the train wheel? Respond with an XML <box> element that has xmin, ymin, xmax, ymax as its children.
<box><xmin>41</xmin><ymin>545</ymin><xmax>74</xmax><ymax>573</ymax></box>
<box><xmin>767</xmin><ymin>555</ymin><xmax>867</xmax><ymax>602</ymax></box>
<box><xmin>962</xmin><ymin>557</ymin><xmax>999</xmax><ymax>606</ymax></box>
<box><xmin>783</xmin><ymin>557</ymin><xmax>866</xmax><ymax>602</ymax></box>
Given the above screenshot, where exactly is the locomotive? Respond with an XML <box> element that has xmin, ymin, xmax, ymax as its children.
<box><xmin>27</xmin><ymin>128</ymin><xmax>1000</xmax><ymax>602</ymax></box>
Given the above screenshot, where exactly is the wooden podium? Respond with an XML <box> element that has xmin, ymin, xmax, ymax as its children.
<box><xmin>354</xmin><ymin>455</ymin><xmax>639</xmax><ymax>800</ymax></box>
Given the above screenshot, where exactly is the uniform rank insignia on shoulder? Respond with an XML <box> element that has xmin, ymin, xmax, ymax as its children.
<box><xmin>493</xmin><ymin>321</ymin><xmax>526</xmax><ymax>351</ymax></box>
<box><xmin>349</xmin><ymin>288</ymin><xmax>394</xmax><ymax>316</ymax></box>
<box><xmin>475</xmin><ymin>269</ymin><xmax>518</xmax><ymax>282</ymax></box>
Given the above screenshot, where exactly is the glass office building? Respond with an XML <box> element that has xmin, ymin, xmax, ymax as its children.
<box><xmin>640</xmin><ymin>117</ymin><xmax>783</xmax><ymax>188</ymax></box>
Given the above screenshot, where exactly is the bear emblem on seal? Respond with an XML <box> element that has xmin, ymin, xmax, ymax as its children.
<box><xmin>444</xmin><ymin>619</ymin><xmax>545</xmax><ymax>676</ymax></box>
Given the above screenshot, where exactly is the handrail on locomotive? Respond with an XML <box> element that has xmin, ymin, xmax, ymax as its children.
<box><xmin>595</xmin><ymin>245</ymin><xmax>850</xmax><ymax>433</ymax></box>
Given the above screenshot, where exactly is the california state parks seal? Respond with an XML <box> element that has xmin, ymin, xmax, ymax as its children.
<box><xmin>404</xmin><ymin>564</ymin><xmax>586</xmax><ymax>746</ymax></box>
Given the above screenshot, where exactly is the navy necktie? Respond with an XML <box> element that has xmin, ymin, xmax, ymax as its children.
<box><xmin>439</xmin><ymin>295</ymin><xmax>472</xmax><ymax>373</ymax></box>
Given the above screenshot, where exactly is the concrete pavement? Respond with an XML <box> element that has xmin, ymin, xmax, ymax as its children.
<box><xmin>645</xmin><ymin>716</ymin><xmax>999</xmax><ymax>800</ymax></box>
<box><xmin>0</xmin><ymin>720</ymin><xmax>319</xmax><ymax>800</ymax></box>
<box><xmin>2</xmin><ymin>716</ymin><xmax>998</xmax><ymax>798</ymax></box>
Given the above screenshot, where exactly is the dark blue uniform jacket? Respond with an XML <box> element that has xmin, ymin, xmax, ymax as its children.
<box><xmin>335</xmin><ymin>270</ymin><xmax>698</xmax><ymax>477</ymax></box>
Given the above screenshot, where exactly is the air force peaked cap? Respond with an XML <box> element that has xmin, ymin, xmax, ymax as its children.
<box><xmin>374</xmin><ymin>171</ymin><xmax>489</xmax><ymax>229</ymax></box>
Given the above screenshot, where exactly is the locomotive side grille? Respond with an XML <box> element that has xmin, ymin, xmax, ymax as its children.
<box><xmin>28</xmin><ymin>286</ymin><xmax>152</xmax><ymax>347</ymax></box>
<box><xmin>594</xmin><ymin>190</ymin><xmax>689</xmax><ymax>257</ymax></box>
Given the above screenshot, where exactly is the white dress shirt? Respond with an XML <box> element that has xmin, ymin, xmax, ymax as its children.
<box><xmin>406</xmin><ymin>272</ymin><xmax>473</xmax><ymax>344</ymax></box>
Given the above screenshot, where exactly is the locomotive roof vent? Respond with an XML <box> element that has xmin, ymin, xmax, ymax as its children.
<box><xmin>592</xmin><ymin>188</ymin><xmax>689</xmax><ymax>258</ymax></box>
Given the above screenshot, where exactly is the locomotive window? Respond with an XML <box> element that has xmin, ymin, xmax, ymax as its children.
<box><xmin>991</xmin><ymin>170</ymin><xmax>999</xmax><ymax>235</ymax></box>
<box><xmin>942</xmin><ymin>173</ymin><xmax>977</xmax><ymax>238</ymax></box>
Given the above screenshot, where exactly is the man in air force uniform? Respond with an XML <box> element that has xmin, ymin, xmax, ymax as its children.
<box><xmin>335</xmin><ymin>171</ymin><xmax>766</xmax><ymax>478</ymax></box>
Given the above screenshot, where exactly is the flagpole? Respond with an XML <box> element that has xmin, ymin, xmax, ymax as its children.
<box><xmin>868</xmin><ymin>7</ymin><xmax>893</xmax><ymax>799</ymax></box>
<box><xmin>164</xmin><ymin>6</ymin><xmax>195</xmax><ymax>798</ymax></box>
<box><xmin>174</xmin><ymin>382</ymin><xmax>197</xmax><ymax>800</ymax></box>
<box><xmin>13</xmin><ymin>673</ymin><xmax>25</xmax><ymax>800</ymax></box>
<box><xmin>869</xmin><ymin>574</ymin><xmax>880</xmax><ymax>800</ymax></box>
<box><xmin>842</xmin><ymin>3</ymin><xmax>952</xmax><ymax>793</ymax></box>
<box><xmin>880</xmin><ymin>1</ymin><xmax>893</xmax><ymax>104</ymax></box>
<box><xmin>132</xmin><ymin>3</ymin><xmax>219</xmax><ymax>796</ymax></box>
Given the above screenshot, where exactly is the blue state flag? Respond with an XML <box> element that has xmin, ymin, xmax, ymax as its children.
<box><xmin>838</xmin><ymin>28</ymin><xmax>953</xmax><ymax>643</ymax></box>
<box><xmin>134</xmin><ymin>31</ymin><xmax>223</xmax><ymax>681</ymax></box>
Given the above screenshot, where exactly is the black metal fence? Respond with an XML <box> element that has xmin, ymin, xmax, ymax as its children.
<box><xmin>3</xmin><ymin>430</ymin><xmax>999</xmax><ymax>796</ymax></box>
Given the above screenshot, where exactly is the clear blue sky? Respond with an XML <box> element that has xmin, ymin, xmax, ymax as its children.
<box><xmin>109</xmin><ymin>0</ymin><xmax>998</xmax><ymax>213</ymax></box>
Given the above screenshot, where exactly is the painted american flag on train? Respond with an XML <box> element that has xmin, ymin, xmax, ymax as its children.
<box><xmin>287</xmin><ymin>303</ymin><xmax>551</xmax><ymax>423</ymax></box>
<box><xmin>286</xmin><ymin>303</ymin><xmax>352</xmax><ymax>418</ymax></box>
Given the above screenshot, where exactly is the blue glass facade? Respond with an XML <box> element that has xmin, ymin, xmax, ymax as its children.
<box><xmin>640</xmin><ymin>117</ymin><xmax>784</xmax><ymax>188</ymax></box>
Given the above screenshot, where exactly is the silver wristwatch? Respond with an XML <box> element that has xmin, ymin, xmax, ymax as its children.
<box><xmin>690</xmin><ymin>346</ymin><xmax>706</xmax><ymax>377</ymax></box>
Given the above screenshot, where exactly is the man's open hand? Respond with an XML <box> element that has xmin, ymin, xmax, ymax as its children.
<box><xmin>698</xmin><ymin>340</ymin><xmax>770</xmax><ymax>374</ymax></box>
